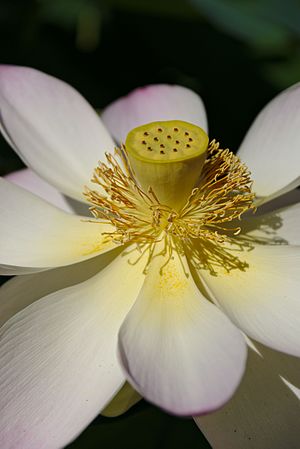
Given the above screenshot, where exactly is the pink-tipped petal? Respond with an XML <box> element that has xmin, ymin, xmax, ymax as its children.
<box><xmin>237</xmin><ymin>83</ymin><xmax>300</xmax><ymax>200</ymax></box>
<box><xmin>0</xmin><ymin>65</ymin><xmax>114</xmax><ymax>202</ymax></box>
<box><xmin>102</xmin><ymin>84</ymin><xmax>207</xmax><ymax>143</ymax></box>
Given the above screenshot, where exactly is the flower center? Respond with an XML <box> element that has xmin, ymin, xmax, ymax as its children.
<box><xmin>84</xmin><ymin>120</ymin><xmax>255</xmax><ymax>273</ymax></box>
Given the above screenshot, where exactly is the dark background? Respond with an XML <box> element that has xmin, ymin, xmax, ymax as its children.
<box><xmin>1</xmin><ymin>0</ymin><xmax>300</xmax><ymax>447</ymax></box>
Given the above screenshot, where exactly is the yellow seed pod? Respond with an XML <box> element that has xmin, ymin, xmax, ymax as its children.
<box><xmin>125</xmin><ymin>120</ymin><xmax>209</xmax><ymax>209</ymax></box>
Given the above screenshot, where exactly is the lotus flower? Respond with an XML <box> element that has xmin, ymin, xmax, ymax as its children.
<box><xmin>0</xmin><ymin>66</ymin><xmax>299</xmax><ymax>449</ymax></box>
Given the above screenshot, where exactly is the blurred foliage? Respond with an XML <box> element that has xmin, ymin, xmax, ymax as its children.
<box><xmin>1</xmin><ymin>0</ymin><xmax>300</xmax><ymax>448</ymax></box>
<box><xmin>191</xmin><ymin>0</ymin><xmax>300</xmax><ymax>87</ymax></box>
<box><xmin>191</xmin><ymin>0</ymin><xmax>294</xmax><ymax>51</ymax></box>
<box><xmin>1</xmin><ymin>0</ymin><xmax>299</xmax><ymax>85</ymax></box>
<box><xmin>38</xmin><ymin>0</ymin><xmax>103</xmax><ymax>51</ymax></box>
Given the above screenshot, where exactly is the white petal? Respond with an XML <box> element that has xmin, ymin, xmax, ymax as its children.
<box><xmin>0</xmin><ymin>119</ymin><xmax>17</xmax><ymax>152</ymax></box>
<box><xmin>0</xmin><ymin>250</ymin><xmax>118</xmax><ymax>327</ymax></box>
<box><xmin>281</xmin><ymin>378</ymin><xmax>300</xmax><ymax>400</ymax></box>
<box><xmin>255</xmin><ymin>178</ymin><xmax>300</xmax><ymax>206</ymax></box>
<box><xmin>5</xmin><ymin>168</ymin><xmax>74</xmax><ymax>212</ymax></box>
<box><xmin>195</xmin><ymin>343</ymin><xmax>300</xmax><ymax>449</ymax></box>
<box><xmin>101</xmin><ymin>382</ymin><xmax>142</xmax><ymax>417</ymax></box>
<box><xmin>200</xmin><ymin>244</ymin><xmax>300</xmax><ymax>356</ymax></box>
<box><xmin>0</xmin><ymin>65</ymin><xmax>115</xmax><ymax>201</ymax></box>
<box><xmin>0</xmin><ymin>249</ymin><xmax>145</xmax><ymax>449</ymax></box>
<box><xmin>118</xmin><ymin>247</ymin><xmax>247</xmax><ymax>415</ymax></box>
<box><xmin>0</xmin><ymin>178</ymin><xmax>116</xmax><ymax>274</ymax></box>
<box><xmin>242</xmin><ymin>202</ymin><xmax>300</xmax><ymax>245</ymax></box>
<box><xmin>101</xmin><ymin>84</ymin><xmax>208</xmax><ymax>143</ymax></box>
<box><xmin>254</xmin><ymin>187</ymin><xmax>300</xmax><ymax>214</ymax></box>
<box><xmin>237</xmin><ymin>83</ymin><xmax>300</xmax><ymax>199</ymax></box>
<box><xmin>244</xmin><ymin>334</ymin><xmax>262</xmax><ymax>356</ymax></box>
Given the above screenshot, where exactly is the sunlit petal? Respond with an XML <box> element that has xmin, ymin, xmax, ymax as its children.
<box><xmin>118</xmin><ymin>246</ymin><xmax>247</xmax><ymax>415</ymax></box>
<box><xmin>200</xmin><ymin>244</ymin><xmax>300</xmax><ymax>356</ymax></box>
<box><xmin>0</xmin><ymin>178</ymin><xmax>116</xmax><ymax>274</ymax></box>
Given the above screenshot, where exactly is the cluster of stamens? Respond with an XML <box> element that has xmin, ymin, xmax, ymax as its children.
<box><xmin>178</xmin><ymin>140</ymin><xmax>255</xmax><ymax>242</ymax></box>
<box><xmin>84</xmin><ymin>138</ymin><xmax>255</xmax><ymax>273</ymax></box>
